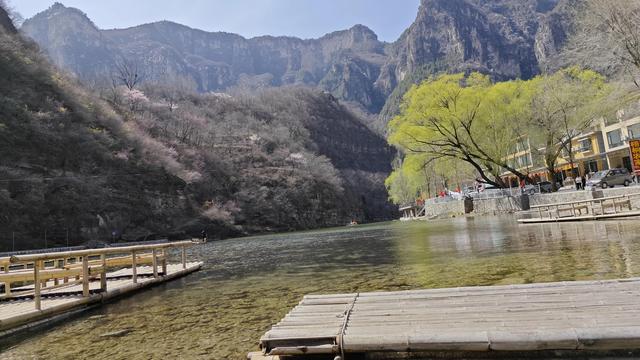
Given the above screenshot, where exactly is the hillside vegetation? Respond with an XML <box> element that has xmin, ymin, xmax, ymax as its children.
<box><xmin>0</xmin><ymin>9</ymin><xmax>394</xmax><ymax>251</ymax></box>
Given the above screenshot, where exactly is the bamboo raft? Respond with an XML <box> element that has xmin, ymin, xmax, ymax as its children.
<box><xmin>518</xmin><ymin>193</ymin><xmax>640</xmax><ymax>224</ymax></box>
<box><xmin>0</xmin><ymin>240</ymin><xmax>203</xmax><ymax>334</ymax></box>
<box><xmin>255</xmin><ymin>278</ymin><xmax>640</xmax><ymax>358</ymax></box>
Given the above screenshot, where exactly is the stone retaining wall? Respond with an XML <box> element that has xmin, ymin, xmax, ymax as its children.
<box><xmin>423</xmin><ymin>200</ymin><xmax>465</xmax><ymax>218</ymax></box>
<box><xmin>472</xmin><ymin>197</ymin><xmax>521</xmax><ymax>215</ymax></box>
<box><xmin>423</xmin><ymin>186</ymin><xmax>640</xmax><ymax>218</ymax></box>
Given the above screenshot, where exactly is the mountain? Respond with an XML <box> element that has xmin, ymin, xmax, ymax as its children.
<box><xmin>0</xmin><ymin>5</ymin><xmax>395</xmax><ymax>251</ymax></box>
<box><xmin>21</xmin><ymin>1</ymin><xmax>580</xmax><ymax>128</ymax></box>
<box><xmin>377</xmin><ymin>0</ymin><xmax>576</xmax><ymax>122</ymax></box>
<box><xmin>22</xmin><ymin>3</ymin><xmax>389</xmax><ymax>114</ymax></box>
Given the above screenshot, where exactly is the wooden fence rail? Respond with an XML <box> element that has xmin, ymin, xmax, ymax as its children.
<box><xmin>0</xmin><ymin>240</ymin><xmax>198</xmax><ymax>310</ymax></box>
<box><xmin>519</xmin><ymin>193</ymin><xmax>640</xmax><ymax>223</ymax></box>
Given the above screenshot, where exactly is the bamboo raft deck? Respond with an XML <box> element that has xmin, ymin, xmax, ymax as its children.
<box><xmin>518</xmin><ymin>193</ymin><xmax>640</xmax><ymax>224</ymax></box>
<box><xmin>256</xmin><ymin>278</ymin><xmax>640</xmax><ymax>358</ymax></box>
<box><xmin>0</xmin><ymin>241</ymin><xmax>203</xmax><ymax>334</ymax></box>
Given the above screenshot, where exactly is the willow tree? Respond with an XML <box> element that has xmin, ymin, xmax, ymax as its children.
<box><xmin>385</xmin><ymin>157</ymin><xmax>425</xmax><ymax>206</ymax></box>
<box><xmin>387</xmin><ymin>73</ymin><xmax>532</xmax><ymax>188</ymax></box>
<box><xmin>385</xmin><ymin>153</ymin><xmax>474</xmax><ymax>204</ymax></box>
<box><xmin>522</xmin><ymin>67</ymin><xmax>612</xmax><ymax>189</ymax></box>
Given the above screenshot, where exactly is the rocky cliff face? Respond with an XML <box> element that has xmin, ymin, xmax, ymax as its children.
<box><xmin>376</xmin><ymin>0</ymin><xmax>574</xmax><ymax>123</ymax></box>
<box><xmin>22</xmin><ymin>3</ymin><xmax>389</xmax><ymax>113</ymax></box>
<box><xmin>22</xmin><ymin>1</ymin><xmax>577</xmax><ymax>122</ymax></box>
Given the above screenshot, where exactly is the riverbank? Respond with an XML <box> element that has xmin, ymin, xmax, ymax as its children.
<box><xmin>419</xmin><ymin>186</ymin><xmax>640</xmax><ymax>219</ymax></box>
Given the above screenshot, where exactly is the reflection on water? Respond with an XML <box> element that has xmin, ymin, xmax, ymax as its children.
<box><xmin>2</xmin><ymin>217</ymin><xmax>640</xmax><ymax>359</ymax></box>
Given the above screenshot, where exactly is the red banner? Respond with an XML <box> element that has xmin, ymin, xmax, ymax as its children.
<box><xmin>630</xmin><ymin>139</ymin><xmax>640</xmax><ymax>175</ymax></box>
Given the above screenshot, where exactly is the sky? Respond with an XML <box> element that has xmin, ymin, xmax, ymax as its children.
<box><xmin>9</xmin><ymin>0</ymin><xmax>421</xmax><ymax>42</ymax></box>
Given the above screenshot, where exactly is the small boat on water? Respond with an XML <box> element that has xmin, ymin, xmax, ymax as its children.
<box><xmin>346</xmin><ymin>220</ymin><xmax>358</xmax><ymax>226</ymax></box>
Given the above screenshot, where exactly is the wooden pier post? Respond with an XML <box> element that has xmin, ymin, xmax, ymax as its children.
<box><xmin>100</xmin><ymin>254</ymin><xmax>107</xmax><ymax>292</ymax></box>
<box><xmin>63</xmin><ymin>257</ymin><xmax>68</xmax><ymax>284</ymax></box>
<box><xmin>181</xmin><ymin>245</ymin><xmax>186</xmax><ymax>269</ymax></box>
<box><xmin>4</xmin><ymin>263</ymin><xmax>9</xmax><ymax>296</ymax></box>
<box><xmin>132</xmin><ymin>250</ymin><xmax>138</xmax><ymax>284</ymax></box>
<box><xmin>152</xmin><ymin>249</ymin><xmax>158</xmax><ymax>278</ymax></box>
<box><xmin>53</xmin><ymin>259</ymin><xmax>60</xmax><ymax>286</ymax></box>
<box><xmin>161</xmin><ymin>249</ymin><xmax>167</xmax><ymax>275</ymax></box>
<box><xmin>34</xmin><ymin>261</ymin><xmax>41</xmax><ymax>310</ymax></box>
<box><xmin>75</xmin><ymin>257</ymin><xmax>80</xmax><ymax>281</ymax></box>
<box><xmin>82</xmin><ymin>256</ymin><xmax>89</xmax><ymax>297</ymax></box>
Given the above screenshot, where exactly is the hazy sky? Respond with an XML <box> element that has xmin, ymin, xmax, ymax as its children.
<box><xmin>9</xmin><ymin>0</ymin><xmax>421</xmax><ymax>42</ymax></box>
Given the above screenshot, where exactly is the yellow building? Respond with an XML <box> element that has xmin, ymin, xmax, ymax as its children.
<box><xmin>502</xmin><ymin>136</ymin><xmax>546</xmax><ymax>185</ymax></box>
<box><xmin>599</xmin><ymin>111</ymin><xmax>640</xmax><ymax>170</ymax></box>
<box><xmin>554</xmin><ymin>129</ymin><xmax>608</xmax><ymax>179</ymax></box>
<box><xmin>501</xmin><ymin>108</ymin><xmax>640</xmax><ymax>184</ymax></box>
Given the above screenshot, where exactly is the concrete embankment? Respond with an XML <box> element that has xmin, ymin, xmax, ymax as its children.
<box><xmin>423</xmin><ymin>187</ymin><xmax>640</xmax><ymax>218</ymax></box>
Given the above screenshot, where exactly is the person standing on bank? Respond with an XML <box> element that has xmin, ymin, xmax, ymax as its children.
<box><xmin>200</xmin><ymin>229</ymin><xmax>208</xmax><ymax>243</ymax></box>
<box><xmin>575</xmin><ymin>174</ymin><xmax>582</xmax><ymax>190</ymax></box>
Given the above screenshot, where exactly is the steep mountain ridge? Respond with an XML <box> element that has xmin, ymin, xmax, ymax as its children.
<box><xmin>21</xmin><ymin>0</ymin><xmax>579</xmax><ymax>123</ymax></box>
<box><xmin>22</xmin><ymin>3</ymin><xmax>389</xmax><ymax>113</ymax></box>
<box><xmin>377</xmin><ymin>0</ymin><xmax>575</xmax><ymax>122</ymax></box>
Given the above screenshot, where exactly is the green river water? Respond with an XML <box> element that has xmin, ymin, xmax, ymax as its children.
<box><xmin>2</xmin><ymin>217</ymin><xmax>640</xmax><ymax>359</ymax></box>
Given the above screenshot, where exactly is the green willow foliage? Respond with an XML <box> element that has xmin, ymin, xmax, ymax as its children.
<box><xmin>386</xmin><ymin>68</ymin><xmax>612</xmax><ymax>203</ymax></box>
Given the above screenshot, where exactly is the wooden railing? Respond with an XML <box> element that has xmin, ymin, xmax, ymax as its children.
<box><xmin>527</xmin><ymin>193</ymin><xmax>640</xmax><ymax>219</ymax></box>
<box><xmin>0</xmin><ymin>240</ymin><xmax>200</xmax><ymax>310</ymax></box>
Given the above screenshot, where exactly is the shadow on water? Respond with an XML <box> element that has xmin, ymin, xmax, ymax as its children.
<box><xmin>3</xmin><ymin>217</ymin><xmax>640</xmax><ymax>359</ymax></box>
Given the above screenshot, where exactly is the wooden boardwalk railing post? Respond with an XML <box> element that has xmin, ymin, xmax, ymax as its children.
<box><xmin>3</xmin><ymin>262</ymin><xmax>9</xmax><ymax>296</ymax></box>
<box><xmin>34</xmin><ymin>260</ymin><xmax>41</xmax><ymax>310</ymax></box>
<box><xmin>100</xmin><ymin>254</ymin><xmax>107</xmax><ymax>292</ymax></box>
<box><xmin>152</xmin><ymin>249</ymin><xmax>158</xmax><ymax>278</ymax></box>
<box><xmin>181</xmin><ymin>245</ymin><xmax>186</xmax><ymax>269</ymax></box>
<box><xmin>131</xmin><ymin>250</ymin><xmax>138</xmax><ymax>284</ymax></box>
<box><xmin>63</xmin><ymin>257</ymin><xmax>69</xmax><ymax>284</ymax></box>
<box><xmin>74</xmin><ymin>257</ymin><xmax>80</xmax><ymax>281</ymax></box>
<box><xmin>161</xmin><ymin>249</ymin><xmax>167</xmax><ymax>275</ymax></box>
<box><xmin>82</xmin><ymin>256</ymin><xmax>89</xmax><ymax>297</ymax></box>
<box><xmin>53</xmin><ymin>259</ymin><xmax>60</xmax><ymax>286</ymax></box>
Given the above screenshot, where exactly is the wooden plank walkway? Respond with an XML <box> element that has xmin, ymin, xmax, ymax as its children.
<box><xmin>258</xmin><ymin>278</ymin><xmax>640</xmax><ymax>357</ymax></box>
<box><xmin>0</xmin><ymin>262</ymin><xmax>201</xmax><ymax>334</ymax></box>
<box><xmin>0</xmin><ymin>241</ymin><xmax>204</xmax><ymax>335</ymax></box>
<box><xmin>519</xmin><ymin>210</ymin><xmax>640</xmax><ymax>224</ymax></box>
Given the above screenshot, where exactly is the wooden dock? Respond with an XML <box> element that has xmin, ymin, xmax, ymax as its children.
<box><xmin>518</xmin><ymin>193</ymin><xmax>640</xmax><ymax>224</ymax></box>
<box><xmin>255</xmin><ymin>278</ymin><xmax>640</xmax><ymax>359</ymax></box>
<box><xmin>0</xmin><ymin>241</ymin><xmax>202</xmax><ymax>334</ymax></box>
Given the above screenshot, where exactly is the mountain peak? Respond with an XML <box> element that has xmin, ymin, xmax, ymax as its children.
<box><xmin>51</xmin><ymin>2</ymin><xmax>66</xmax><ymax>10</ymax></box>
<box><xmin>0</xmin><ymin>4</ymin><xmax>17</xmax><ymax>34</ymax></box>
<box><xmin>24</xmin><ymin>2</ymin><xmax>96</xmax><ymax>30</ymax></box>
<box><xmin>43</xmin><ymin>2</ymin><xmax>88</xmax><ymax>18</ymax></box>
<box><xmin>349</xmin><ymin>24</ymin><xmax>376</xmax><ymax>36</ymax></box>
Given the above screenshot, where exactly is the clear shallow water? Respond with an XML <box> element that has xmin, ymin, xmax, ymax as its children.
<box><xmin>2</xmin><ymin>217</ymin><xmax>640</xmax><ymax>359</ymax></box>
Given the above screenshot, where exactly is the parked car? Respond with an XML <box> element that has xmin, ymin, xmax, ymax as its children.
<box><xmin>586</xmin><ymin>168</ymin><xmax>634</xmax><ymax>189</ymax></box>
<box><xmin>468</xmin><ymin>183</ymin><xmax>508</xmax><ymax>198</ymax></box>
<box><xmin>520</xmin><ymin>184</ymin><xmax>537</xmax><ymax>195</ymax></box>
<box><xmin>537</xmin><ymin>181</ymin><xmax>553</xmax><ymax>193</ymax></box>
